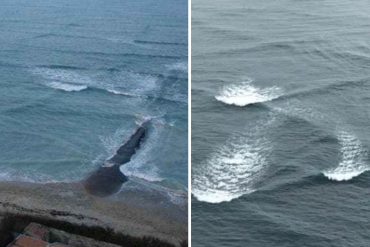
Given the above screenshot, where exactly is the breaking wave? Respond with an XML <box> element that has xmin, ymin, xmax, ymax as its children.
<box><xmin>192</xmin><ymin>138</ymin><xmax>270</xmax><ymax>203</ymax></box>
<box><xmin>106</xmin><ymin>89</ymin><xmax>142</xmax><ymax>98</ymax></box>
<box><xmin>32</xmin><ymin>67</ymin><xmax>159</xmax><ymax>98</ymax></box>
<box><xmin>117</xmin><ymin>118</ymin><xmax>167</xmax><ymax>182</ymax></box>
<box><xmin>47</xmin><ymin>81</ymin><xmax>88</xmax><ymax>92</ymax></box>
<box><xmin>215</xmin><ymin>79</ymin><xmax>282</xmax><ymax>107</ymax></box>
<box><xmin>323</xmin><ymin>131</ymin><xmax>369</xmax><ymax>181</ymax></box>
<box><xmin>98</xmin><ymin>120</ymin><xmax>163</xmax><ymax>183</ymax></box>
<box><xmin>192</xmin><ymin>116</ymin><xmax>275</xmax><ymax>203</ymax></box>
<box><xmin>32</xmin><ymin>67</ymin><xmax>188</xmax><ymax>104</ymax></box>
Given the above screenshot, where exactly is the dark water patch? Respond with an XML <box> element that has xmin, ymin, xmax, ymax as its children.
<box><xmin>66</xmin><ymin>23</ymin><xmax>82</xmax><ymax>28</ymax></box>
<box><xmin>262</xmin><ymin>174</ymin><xmax>340</xmax><ymax>193</ymax></box>
<box><xmin>32</xmin><ymin>32</ymin><xmax>131</xmax><ymax>44</ymax></box>
<box><xmin>32</xmin><ymin>33</ymin><xmax>58</xmax><ymax>39</ymax></box>
<box><xmin>2</xmin><ymin>98</ymin><xmax>136</xmax><ymax>120</ymax></box>
<box><xmin>0</xmin><ymin>61</ymin><xmax>27</xmax><ymax>69</ymax></box>
<box><xmin>305</xmin><ymin>46</ymin><xmax>370</xmax><ymax>69</ymax></box>
<box><xmin>258</xmin><ymin>169</ymin><xmax>370</xmax><ymax>200</ymax></box>
<box><xmin>36</xmin><ymin>64</ymin><xmax>88</xmax><ymax>71</ymax></box>
<box><xmin>193</xmin><ymin>41</ymin><xmax>299</xmax><ymax>59</ymax></box>
<box><xmin>215</xmin><ymin>41</ymin><xmax>299</xmax><ymax>55</ymax></box>
<box><xmin>22</xmin><ymin>44</ymin><xmax>186</xmax><ymax>60</ymax></box>
<box><xmin>134</xmin><ymin>40</ymin><xmax>187</xmax><ymax>46</ymax></box>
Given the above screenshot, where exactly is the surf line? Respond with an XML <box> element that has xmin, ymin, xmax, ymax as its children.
<box><xmin>84</xmin><ymin>120</ymin><xmax>150</xmax><ymax>197</ymax></box>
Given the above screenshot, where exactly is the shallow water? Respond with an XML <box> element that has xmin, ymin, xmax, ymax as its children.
<box><xmin>0</xmin><ymin>0</ymin><xmax>188</xmax><ymax>195</ymax></box>
<box><xmin>192</xmin><ymin>0</ymin><xmax>370</xmax><ymax>246</ymax></box>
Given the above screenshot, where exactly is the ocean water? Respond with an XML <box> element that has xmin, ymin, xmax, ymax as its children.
<box><xmin>192</xmin><ymin>0</ymin><xmax>370</xmax><ymax>246</ymax></box>
<box><xmin>0</xmin><ymin>0</ymin><xmax>188</xmax><ymax>195</ymax></box>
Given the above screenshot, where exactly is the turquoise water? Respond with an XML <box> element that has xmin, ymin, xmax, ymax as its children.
<box><xmin>0</xmin><ymin>0</ymin><xmax>188</xmax><ymax>192</ymax></box>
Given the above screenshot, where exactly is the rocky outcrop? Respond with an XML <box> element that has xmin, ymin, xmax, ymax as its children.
<box><xmin>84</xmin><ymin>121</ymin><xmax>149</xmax><ymax>197</ymax></box>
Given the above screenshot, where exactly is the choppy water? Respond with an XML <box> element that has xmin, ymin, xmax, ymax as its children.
<box><xmin>0</xmin><ymin>0</ymin><xmax>188</xmax><ymax>197</ymax></box>
<box><xmin>192</xmin><ymin>0</ymin><xmax>370</xmax><ymax>246</ymax></box>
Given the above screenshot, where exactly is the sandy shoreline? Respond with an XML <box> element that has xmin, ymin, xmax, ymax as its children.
<box><xmin>0</xmin><ymin>179</ymin><xmax>187</xmax><ymax>246</ymax></box>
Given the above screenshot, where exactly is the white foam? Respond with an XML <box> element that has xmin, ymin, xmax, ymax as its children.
<box><xmin>215</xmin><ymin>80</ymin><xmax>282</xmax><ymax>107</ymax></box>
<box><xmin>100</xmin><ymin>125</ymin><xmax>162</xmax><ymax>182</ymax></box>
<box><xmin>323</xmin><ymin>131</ymin><xmax>369</xmax><ymax>181</ymax></box>
<box><xmin>192</xmin><ymin>187</ymin><xmax>249</xmax><ymax>204</ymax></box>
<box><xmin>323</xmin><ymin>167</ymin><xmax>368</xmax><ymax>181</ymax></box>
<box><xmin>117</xmin><ymin>119</ymin><xmax>166</xmax><ymax>182</ymax></box>
<box><xmin>106</xmin><ymin>89</ymin><xmax>141</xmax><ymax>97</ymax></box>
<box><xmin>33</xmin><ymin>67</ymin><xmax>158</xmax><ymax>98</ymax></box>
<box><xmin>47</xmin><ymin>81</ymin><xmax>88</xmax><ymax>92</ymax></box>
<box><xmin>192</xmin><ymin>140</ymin><xmax>268</xmax><ymax>203</ymax></box>
<box><xmin>120</xmin><ymin>166</ymin><xmax>163</xmax><ymax>182</ymax></box>
<box><xmin>166</xmin><ymin>62</ymin><xmax>188</xmax><ymax>73</ymax></box>
<box><xmin>33</xmin><ymin>68</ymin><xmax>94</xmax><ymax>93</ymax></box>
<box><xmin>100</xmin><ymin>127</ymin><xmax>133</xmax><ymax>159</ymax></box>
<box><xmin>134</xmin><ymin>114</ymin><xmax>156</xmax><ymax>126</ymax></box>
<box><xmin>33</xmin><ymin>68</ymin><xmax>92</xmax><ymax>85</ymax></box>
<box><xmin>192</xmin><ymin>115</ymin><xmax>275</xmax><ymax>204</ymax></box>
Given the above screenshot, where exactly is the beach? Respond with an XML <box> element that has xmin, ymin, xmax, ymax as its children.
<box><xmin>0</xmin><ymin>180</ymin><xmax>187</xmax><ymax>246</ymax></box>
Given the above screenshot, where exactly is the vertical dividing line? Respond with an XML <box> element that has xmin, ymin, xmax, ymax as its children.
<box><xmin>188</xmin><ymin>0</ymin><xmax>192</xmax><ymax>245</ymax></box>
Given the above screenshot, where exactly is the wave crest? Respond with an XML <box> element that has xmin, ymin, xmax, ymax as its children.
<box><xmin>192</xmin><ymin>138</ymin><xmax>269</xmax><ymax>203</ymax></box>
<box><xmin>47</xmin><ymin>81</ymin><xmax>88</xmax><ymax>92</ymax></box>
<box><xmin>192</xmin><ymin>116</ymin><xmax>275</xmax><ymax>203</ymax></box>
<box><xmin>32</xmin><ymin>67</ymin><xmax>158</xmax><ymax>97</ymax></box>
<box><xmin>323</xmin><ymin>131</ymin><xmax>369</xmax><ymax>181</ymax></box>
<box><xmin>215</xmin><ymin>79</ymin><xmax>282</xmax><ymax>106</ymax></box>
<box><xmin>323</xmin><ymin>167</ymin><xmax>368</xmax><ymax>181</ymax></box>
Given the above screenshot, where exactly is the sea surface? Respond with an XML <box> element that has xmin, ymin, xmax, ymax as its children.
<box><xmin>0</xmin><ymin>0</ymin><xmax>188</xmax><ymax>199</ymax></box>
<box><xmin>192</xmin><ymin>0</ymin><xmax>370</xmax><ymax>246</ymax></box>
